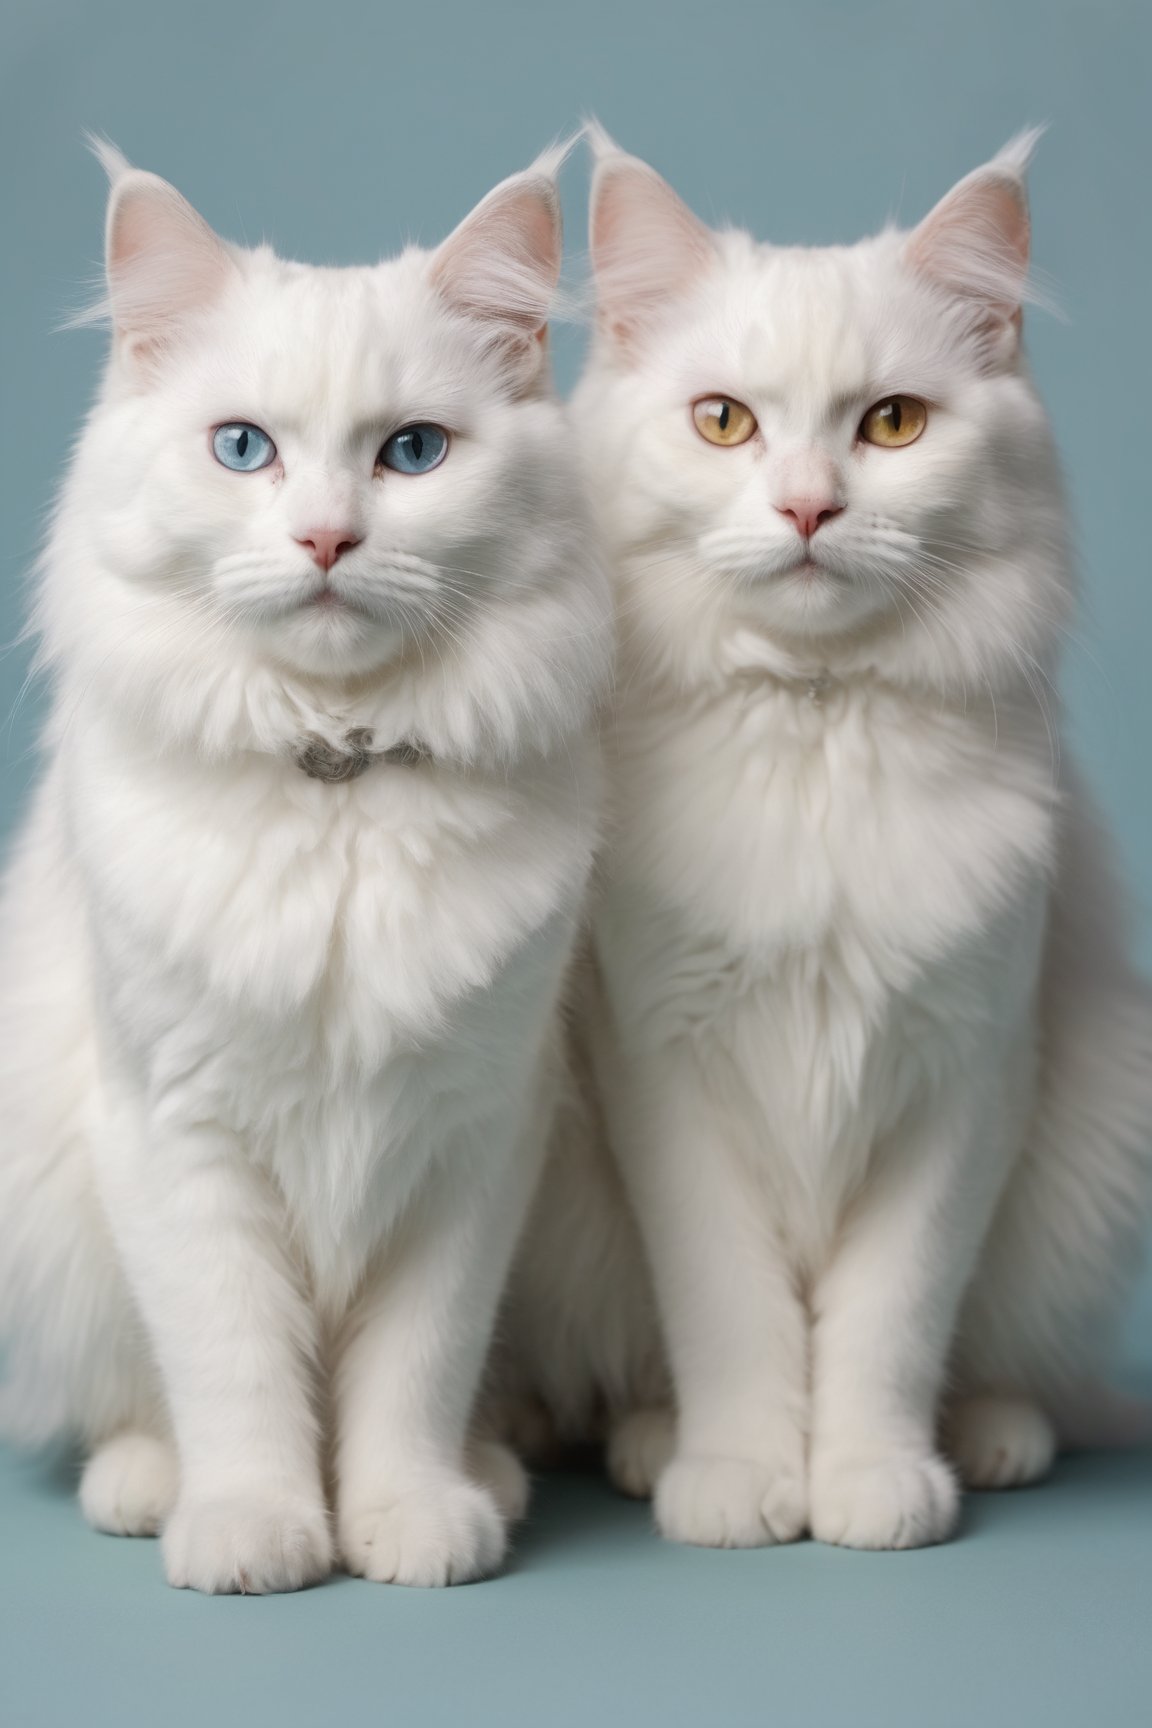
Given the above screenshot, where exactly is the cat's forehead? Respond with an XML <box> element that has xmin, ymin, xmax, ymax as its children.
<box><xmin>743</xmin><ymin>248</ymin><xmax>869</xmax><ymax>392</ymax></box>
<box><xmin>198</xmin><ymin>248</ymin><xmax>480</xmax><ymax>425</ymax></box>
<box><xmin>682</xmin><ymin>233</ymin><xmax>937</xmax><ymax>407</ymax></box>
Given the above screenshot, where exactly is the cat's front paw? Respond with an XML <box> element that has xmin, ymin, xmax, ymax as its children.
<box><xmin>945</xmin><ymin>1393</ymin><xmax>1056</xmax><ymax>1489</ymax></box>
<box><xmin>655</xmin><ymin>1451</ymin><xmax>807</xmax><ymax>1547</ymax></box>
<box><xmin>607</xmin><ymin>1407</ymin><xmax>677</xmax><ymax>1500</ymax></box>
<box><xmin>339</xmin><ymin>1477</ymin><xmax>506</xmax><ymax>1586</ymax></box>
<box><xmin>163</xmin><ymin>1490</ymin><xmax>332</xmax><ymax>1594</ymax></box>
<box><xmin>809</xmin><ymin>1447</ymin><xmax>958</xmax><ymax>1549</ymax></box>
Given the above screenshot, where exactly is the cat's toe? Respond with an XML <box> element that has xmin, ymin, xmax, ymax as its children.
<box><xmin>655</xmin><ymin>1451</ymin><xmax>807</xmax><ymax>1547</ymax></box>
<box><xmin>809</xmin><ymin>1447</ymin><xmax>958</xmax><ymax>1549</ymax></box>
<box><xmin>80</xmin><ymin>1433</ymin><xmax>179</xmax><ymax>1537</ymax></box>
<box><xmin>340</xmin><ymin>1478</ymin><xmax>506</xmax><ymax>1586</ymax></box>
<box><xmin>163</xmin><ymin>1490</ymin><xmax>332</xmax><ymax>1594</ymax></box>
<box><xmin>467</xmin><ymin>1438</ymin><xmax>531</xmax><ymax>1523</ymax></box>
<box><xmin>607</xmin><ymin>1407</ymin><xmax>677</xmax><ymax>1499</ymax></box>
<box><xmin>946</xmin><ymin>1393</ymin><xmax>1056</xmax><ymax>1489</ymax></box>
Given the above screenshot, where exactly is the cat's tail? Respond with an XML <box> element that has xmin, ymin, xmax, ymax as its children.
<box><xmin>1053</xmin><ymin>1381</ymin><xmax>1152</xmax><ymax>1452</ymax></box>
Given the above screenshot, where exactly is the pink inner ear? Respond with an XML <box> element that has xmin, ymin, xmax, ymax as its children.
<box><xmin>907</xmin><ymin>170</ymin><xmax>1030</xmax><ymax>314</ymax></box>
<box><xmin>978</xmin><ymin>180</ymin><xmax>1031</xmax><ymax>267</ymax></box>
<box><xmin>431</xmin><ymin>175</ymin><xmax>561</xmax><ymax>335</ymax></box>
<box><xmin>507</xmin><ymin>186</ymin><xmax>561</xmax><ymax>281</ymax></box>
<box><xmin>590</xmin><ymin>157</ymin><xmax>716</xmax><ymax>345</ymax></box>
<box><xmin>109</xmin><ymin>185</ymin><xmax>190</xmax><ymax>275</ymax></box>
<box><xmin>107</xmin><ymin>173</ymin><xmax>234</xmax><ymax>340</ymax></box>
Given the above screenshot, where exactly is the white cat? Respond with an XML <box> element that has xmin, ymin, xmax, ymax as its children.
<box><xmin>504</xmin><ymin>131</ymin><xmax>1152</xmax><ymax>1549</ymax></box>
<box><xmin>0</xmin><ymin>142</ymin><xmax>611</xmax><ymax>1592</ymax></box>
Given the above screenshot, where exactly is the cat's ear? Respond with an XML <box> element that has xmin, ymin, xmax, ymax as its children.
<box><xmin>97</xmin><ymin>140</ymin><xmax>236</xmax><ymax>372</ymax></box>
<box><xmin>587</xmin><ymin>125</ymin><xmax>718</xmax><ymax>354</ymax></box>
<box><xmin>906</xmin><ymin>131</ymin><xmax>1040</xmax><ymax>356</ymax></box>
<box><xmin>430</xmin><ymin>153</ymin><xmax>564</xmax><ymax>391</ymax></box>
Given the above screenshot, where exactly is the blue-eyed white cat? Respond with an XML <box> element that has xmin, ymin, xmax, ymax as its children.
<box><xmin>0</xmin><ymin>143</ymin><xmax>611</xmax><ymax>1591</ymax></box>
<box><xmin>503</xmin><ymin>130</ymin><xmax>1152</xmax><ymax>1549</ymax></box>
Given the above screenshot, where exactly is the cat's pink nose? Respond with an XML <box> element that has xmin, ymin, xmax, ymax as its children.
<box><xmin>296</xmin><ymin>529</ymin><xmax>362</xmax><ymax>572</ymax></box>
<box><xmin>774</xmin><ymin>500</ymin><xmax>845</xmax><ymax>541</ymax></box>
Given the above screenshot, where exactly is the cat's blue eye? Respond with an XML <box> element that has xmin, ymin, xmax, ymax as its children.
<box><xmin>379</xmin><ymin>424</ymin><xmax>449</xmax><ymax>476</ymax></box>
<box><xmin>212</xmin><ymin>422</ymin><xmax>277</xmax><ymax>473</ymax></box>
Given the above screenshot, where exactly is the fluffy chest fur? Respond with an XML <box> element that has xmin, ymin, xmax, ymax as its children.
<box><xmin>611</xmin><ymin>668</ymin><xmax>1055</xmax><ymax>960</ymax></box>
<box><xmin>599</xmin><ymin>669</ymin><xmax>1055</xmax><ymax>1244</ymax></box>
<box><xmin>64</xmin><ymin>726</ymin><xmax>595</xmax><ymax>1288</ymax></box>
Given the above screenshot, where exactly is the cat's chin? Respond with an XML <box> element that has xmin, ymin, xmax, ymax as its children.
<box><xmin>261</xmin><ymin>608</ymin><xmax>408</xmax><ymax>680</ymax></box>
<box><xmin>733</xmin><ymin>571</ymin><xmax>888</xmax><ymax>649</ymax></box>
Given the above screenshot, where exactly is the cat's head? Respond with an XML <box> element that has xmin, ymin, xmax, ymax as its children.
<box><xmin>576</xmin><ymin>129</ymin><xmax>1071</xmax><ymax>692</ymax></box>
<box><xmin>49</xmin><ymin>142</ymin><xmax>605</xmax><ymax>747</ymax></box>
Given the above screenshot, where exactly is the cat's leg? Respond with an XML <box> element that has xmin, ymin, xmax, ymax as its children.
<box><xmin>335</xmin><ymin>1126</ymin><xmax>539</xmax><ymax>1587</ymax></box>
<box><xmin>607</xmin><ymin>1058</ymin><xmax>808</xmax><ymax>1547</ymax></box>
<box><xmin>808</xmin><ymin>1082</ymin><xmax>1023</xmax><ymax>1550</ymax></box>
<box><xmin>94</xmin><ymin>1112</ymin><xmax>331</xmax><ymax>1594</ymax></box>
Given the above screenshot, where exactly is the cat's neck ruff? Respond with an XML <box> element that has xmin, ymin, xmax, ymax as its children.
<box><xmin>291</xmin><ymin>728</ymin><xmax>431</xmax><ymax>783</ymax></box>
<box><xmin>717</xmin><ymin>627</ymin><xmax>864</xmax><ymax>709</ymax></box>
<box><xmin>733</xmin><ymin>660</ymin><xmax>838</xmax><ymax>707</ymax></box>
<box><xmin>712</xmin><ymin>624</ymin><xmax>1008</xmax><ymax>719</ymax></box>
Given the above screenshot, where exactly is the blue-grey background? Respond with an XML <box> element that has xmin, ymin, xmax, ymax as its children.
<box><xmin>0</xmin><ymin>2</ymin><xmax>1148</xmax><ymax>1725</ymax></box>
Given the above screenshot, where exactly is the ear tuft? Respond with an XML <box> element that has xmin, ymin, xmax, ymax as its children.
<box><xmin>586</xmin><ymin>134</ymin><xmax>717</xmax><ymax>354</ymax></box>
<box><xmin>86</xmin><ymin>131</ymin><xmax>133</xmax><ymax>187</ymax></box>
<box><xmin>582</xmin><ymin>116</ymin><xmax>625</xmax><ymax>165</ymax></box>
<box><xmin>991</xmin><ymin>125</ymin><xmax>1047</xmax><ymax>179</ymax></box>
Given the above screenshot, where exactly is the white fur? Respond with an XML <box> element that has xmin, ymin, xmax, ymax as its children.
<box><xmin>506</xmin><ymin>133</ymin><xmax>1152</xmax><ymax>1548</ymax></box>
<box><xmin>0</xmin><ymin>146</ymin><xmax>611</xmax><ymax>1593</ymax></box>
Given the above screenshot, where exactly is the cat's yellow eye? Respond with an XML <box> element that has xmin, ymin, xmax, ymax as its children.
<box><xmin>859</xmin><ymin>396</ymin><xmax>928</xmax><ymax>448</ymax></box>
<box><xmin>692</xmin><ymin>397</ymin><xmax>758</xmax><ymax>448</ymax></box>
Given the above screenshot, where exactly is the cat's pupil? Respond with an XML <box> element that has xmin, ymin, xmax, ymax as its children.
<box><xmin>887</xmin><ymin>400</ymin><xmax>901</xmax><ymax>433</ymax></box>
<box><xmin>236</xmin><ymin>428</ymin><xmax>249</xmax><ymax>459</ymax></box>
<box><xmin>411</xmin><ymin>431</ymin><xmax>424</xmax><ymax>462</ymax></box>
<box><xmin>718</xmin><ymin>402</ymin><xmax>730</xmax><ymax>433</ymax></box>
